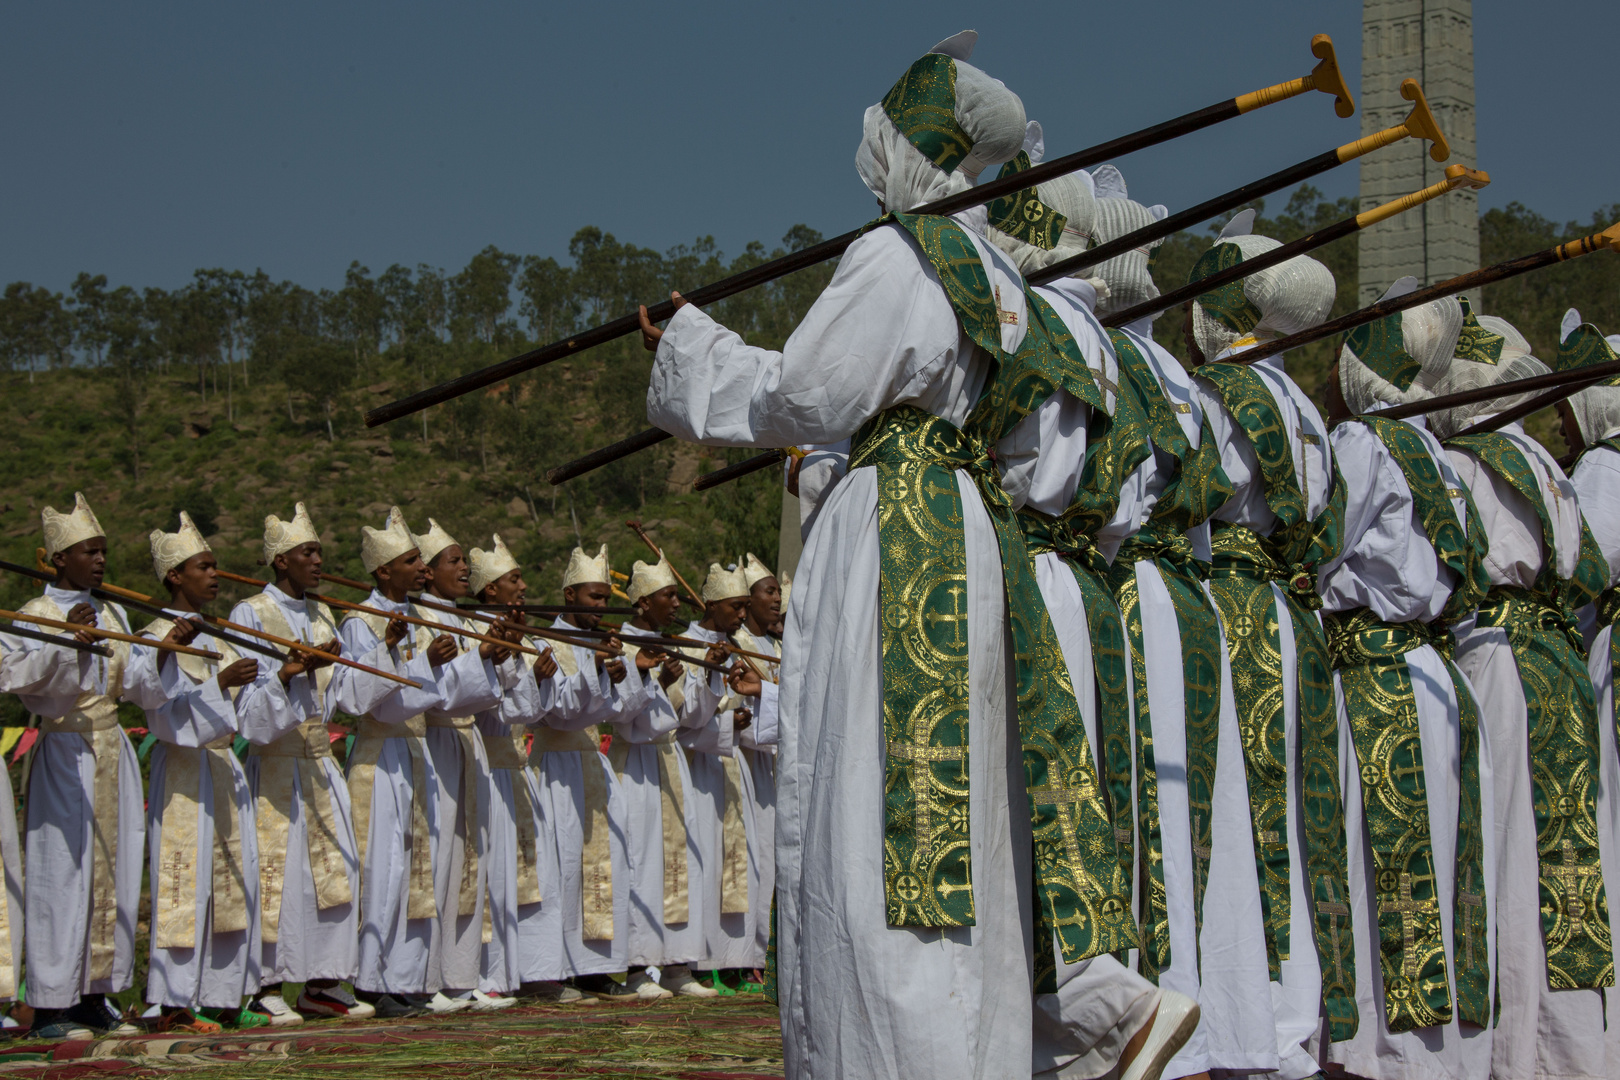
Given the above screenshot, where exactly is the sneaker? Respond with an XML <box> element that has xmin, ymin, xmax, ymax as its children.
<box><xmin>26</xmin><ymin>1020</ymin><xmax>93</xmax><ymax>1041</ymax></box>
<box><xmin>66</xmin><ymin>999</ymin><xmax>137</xmax><ymax>1036</ymax></box>
<box><xmin>231</xmin><ymin>1007</ymin><xmax>272</xmax><ymax>1030</ymax></box>
<box><xmin>515</xmin><ymin>981</ymin><xmax>583</xmax><ymax>1003</ymax></box>
<box><xmin>660</xmin><ymin>966</ymin><xmax>718</xmax><ymax>999</ymax></box>
<box><xmin>403</xmin><ymin>992</ymin><xmax>471</xmax><ymax>1015</ymax></box>
<box><xmin>573</xmin><ymin>976</ymin><xmax>640</xmax><ymax>1004</ymax></box>
<box><xmin>1120</xmin><ymin>990</ymin><xmax>1200</xmax><ymax>1080</ymax></box>
<box><xmin>350</xmin><ymin>993</ymin><xmax>420</xmax><ymax>1019</ymax></box>
<box><xmin>697</xmin><ymin>971</ymin><xmax>736</xmax><ymax>998</ymax></box>
<box><xmin>624</xmin><ymin>971</ymin><xmax>672</xmax><ymax>1001</ymax></box>
<box><xmin>248</xmin><ymin>993</ymin><xmax>305</xmax><ymax>1027</ymax></box>
<box><xmin>297</xmin><ymin>986</ymin><xmax>375</xmax><ymax>1021</ymax></box>
<box><xmin>467</xmin><ymin>990</ymin><xmax>517</xmax><ymax>1012</ymax></box>
<box><xmin>154</xmin><ymin>1009</ymin><xmax>222</xmax><ymax>1035</ymax></box>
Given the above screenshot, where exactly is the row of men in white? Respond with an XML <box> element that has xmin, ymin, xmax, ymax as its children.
<box><xmin>0</xmin><ymin>492</ymin><xmax>784</xmax><ymax>1034</ymax></box>
<box><xmin>639</xmin><ymin>29</ymin><xmax>1620</xmax><ymax>1080</ymax></box>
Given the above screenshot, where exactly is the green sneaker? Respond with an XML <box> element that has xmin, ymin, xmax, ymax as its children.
<box><xmin>233</xmin><ymin>1007</ymin><xmax>272</xmax><ymax>1030</ymax></box>
<box><xmin>700</xmin><ymin>972</ymin><xmax>736</xmax><ymax>998</ymax></box>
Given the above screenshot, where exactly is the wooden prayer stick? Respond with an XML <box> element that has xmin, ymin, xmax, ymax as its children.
<box><xmin>1231</xmin><ymin>222</ymin><xmax>1620</xmax><ymax>370</ymax></box>
<box><xmin>693</xmin><ymin>450</ymin><xmax>790</xmax><ymax>491</ymax></box>
<box><xmin>548</xmin><ymin>78</ymin><xmax>1455</xmax><ymax>490</ymax></box>
<box><xmin>575</xmin><ymin>622</ymin><xmax>779</xmax><ymax>665</ymax></box>
<box><xmin>461</xmin><ymin>603</ymin><xmax>641</xmax><ymax>617</ymax></box>
<box><xmin>1</xmin><ymin>608</ymin><xmax>222</xmax><ymax>659</ymax></box>
<box><xmin>1</xmin><ymin>622</ymin><xmax>113</xmax><ymax>657</ymax></box>
<box><xmin>366</xmin><ymin>34</ymin><xmax>1352</xmax><ymax>428</ymax></box>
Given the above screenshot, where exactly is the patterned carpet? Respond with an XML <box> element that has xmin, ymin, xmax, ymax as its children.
<box><xmin>0</xmin><ymin>999</ymin><xmax>784</xmax><ymax>1079</ymax></box>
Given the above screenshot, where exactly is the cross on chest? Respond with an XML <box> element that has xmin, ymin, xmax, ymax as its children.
<box><xmin>1031</xmin><ymin>778</ymin><xmax>1095</xmax><ymax>882</ymax></box>
<box><xmin>993</xmin><ymin>286</ymin><xmax>1020</xmax><ymax>327</ymax></box>
<box><xmin>887</xmin><ymin>741</ymin><xmax>966</xmax><ymax>848</ymax></box>
<box><xmin>923</xmin><ymin>585</ymin><xmax>970</xmax><ymax>649</ymax></box>
<box><xmin>1389</xmin><ymin>742</ymin><xmax>1427</xmax><ymax>798</ymax></box>
<box><xmin>1551</xmin><ymin>838</ymin><xmax>1600</xmax><ymax>930</ymax></box>
<box><xmin>1458</xmin><ymin>866</ymin><xmax>1484</xmax><ymax>971</ymax></box>
<box><xmin>1317</xmin><ymin>876</ymin><xmax>1351</xmax><ymax>981</ymax></box>
<box><xmin>1378</xmin><ymin>870</ymin><xmax>1438</xmax><ymax>978</ymax></box>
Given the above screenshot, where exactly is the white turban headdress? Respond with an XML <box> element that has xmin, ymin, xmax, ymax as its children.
<box><xmin>1187</xmin><ymin>214</ymin><xmax>1337</xmax><ymax>363</ymax></box>
<box><xmin>1086</xmin><ymin>165</ymin><xmax>1170</xmax><ymax>319</ymax></box>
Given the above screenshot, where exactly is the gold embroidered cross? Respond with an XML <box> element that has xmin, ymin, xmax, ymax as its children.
<box><xmin>1446</xmin><ymin>487</ymin><xmax>1465</xmax><ymax>501</ymax></box>
<box><xmin>993</xmin><ymin>286</ymin><xmax>1020</xmax><ymax>326</ymax></box>
<box><xmin>1318</xmin><ymin>877</ymin><xmax>1350</xmax><ymax>982</ymax></box>
<box><xmin>1190</xmin><ymin>811</ymin><xmax>1213</xmax><ymax>908</ymax></box>
<box><xmin>1092</xmin><ymin>372</ymin><xmax>1119</xmax><ymax>400</ymax></box>
<box><xmin>887</xmin><ymin>741</ymin><xmax>966</xmax><ymax>847</ymax></box>
<box><xmin>1378</xmin><ymin>871</ymin><xmax>1436</xmax><ymax>979</ymax></box>
<box><xmin>1159</xmin><ymin>375</ymin><xmax>1192</xmax><ymax>415</ymax></box>
<box><xmin>923</xmin><ymin>585</ymin><xmax>970</xmax><ymax>649</ymax></box>
<box><xmin>1031</xmin><ymin>776</ymin><xmax>1094</xmax><ymax>882</ymax></box>
<box><xmin>1458</xmin><ymin>866</ymin><xmax>1483</xmax><ymax>970</ymax></box>
<box><xmin>1546</xmin><ymin>477</ymin><xmax>1565</xmax><ymax>501</ymax></box>
<box><xmin>161</xmin><ymin>846</ymin><xmax>189</xmax><ymax>913</ymax></box>
<box><xmin>1551</xmin><ymin>837</ymin><xmax>1599</xmax><ymax>930</ymax></box>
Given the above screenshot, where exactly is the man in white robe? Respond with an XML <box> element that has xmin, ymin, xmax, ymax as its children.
<box><xmin>9</xmin><ymin>494</ymin><xmax>142</xmax><ymax>1039</ymax></box>
<box><xmin>460</xmin><ymin>536</ymin><xmax>568</xmax><ymax>1001</ymax></box>
<box><xmin>1185</xmin><ymin>221</ymin><xmax>1358</xmax><ymax>1075</ymax></box>
<box><xmin>333</xmin><ymin>508</ymin><xmax>502</xmax><ymax>1017</ymax></box>
<box><xmin>641</xmin><ymin>34</ymin><xmax>1144</xmax><ymax>1079</ymax></box>
<box><xmin>1428</xmin><ymin>316</ymin><xmax>1611</xmax><ymax>1080</ymax></box>
<box><xmin>126</xmin><ymin>513</ymin><xmax>275</xmax><ymax>1032</ymax></box>
<box><xmin>523</xmin><ymin>544</ymin><xmax>636</xmax><ymax>1000</ymax></box>
<box><xmin>987</xmin><ymin>139</ymin><xmax>1196</xmax><ymax>1080</ymax></box>
<box><xmin>230</xmin><ymin>502</ymin><xmax>370</xmax><ymax>1025</ymax></box>
<box><xmin>610</xmin><ymin>555</ymin><xmax>723</xmax><ymax>998</ymax></box>
<box><xmin>1558</xmin><ymin>310</ymin><xmax>1620</xmax><ymax>1076</ymax></box>
<box><xmin>405</xmin><ymin>514</ymin><xmax>519</xmax><ymax>1012</ymax></box>
<box><xmin>732</xmin><ymin>553</ymin><xmax>782</xmax><ymax>985</ymax></box>
<box><xmin>1322</xmin><ymin>290</ymin><xmax>1500</xmax><ymax>1080</ymax></box>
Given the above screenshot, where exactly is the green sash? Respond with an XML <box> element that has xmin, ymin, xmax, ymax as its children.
<box><xmin>1322</xmin><ymin>609</ymin><xmax>1491</xmax><ymax>1030</ymax></box>
<box><xmin>1103</xmin><ymin>328</ymin><xmax>1233</xmax><ymax>980</ymax></box>
<box><xmin>857</xmin><ymin>216</ymin><xmax>1133</xmax><ymax>987</ymax></box>
<box><xmin>1194</xmin><ymin>361</ymin><xmax>1356</xmax><ymax>1040</ymax></box>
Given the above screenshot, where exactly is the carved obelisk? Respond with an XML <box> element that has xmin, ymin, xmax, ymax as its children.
<box><xmin>1358</xmin><ymin>0</ymin><xmax>1478</xmax><ymax>303</ymax></box>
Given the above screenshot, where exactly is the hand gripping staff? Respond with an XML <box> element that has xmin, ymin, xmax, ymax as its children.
<box><xmin>548</xmin><ymin>78</ymin><xmax>1449</xmax><ymax>487</ymax></box>
<box><xmin>364</xmin><ymin>34</ymin><xmax>1353</xmax><ymax>429</ymax></box>
<box><xmin>692</xmin><ymin>163</ymin><xmax>1490</xmax><ymax>491</ymax></box>
<box><xmin>4</xmin><ymin>553</ymin><xmax>420</xmax><ymax>688</ymax></box>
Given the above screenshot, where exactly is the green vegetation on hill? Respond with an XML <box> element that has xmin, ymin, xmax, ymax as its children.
<box><xmin>0</xmin><ymin>192</ymin><xmax>1615</xmax><ymax>634</ymax></box>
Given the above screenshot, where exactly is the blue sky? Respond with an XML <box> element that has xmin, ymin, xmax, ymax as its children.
<box><xmin>1</xmin><ymin>1</ymin><xmax>1612</xmax><ymax>295</ymax></box>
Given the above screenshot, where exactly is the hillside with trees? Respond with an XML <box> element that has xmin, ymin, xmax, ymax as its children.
<box><xmin>1</xmin><ymin>189</ymin><xmax>1615</xmax><ymax>628</ymax></box>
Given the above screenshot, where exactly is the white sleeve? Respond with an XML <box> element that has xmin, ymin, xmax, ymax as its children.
<box><xmin>737</xmin><ymin>680</ymin><xmax>779</xmax><ymax>748</ymax></box>
<box><xmin>332</xmin><ymin>618</ymin><xmax>420</xmax><ymax>721</ymax></box>
<box><xmin>127</xmin><ymin>641</ymin><xmax>237</xmax><ymax>748</ymax></box>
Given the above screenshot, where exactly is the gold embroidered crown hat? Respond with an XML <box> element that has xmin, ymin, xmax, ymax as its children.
<box><xmin>562</xmin><ymin>544</ymin><xmax>611</xmax><ymax>589</ymax></box>
<box><xmin>741</xmin><ymin>552</ymin><xmax>776</xmax><ymax>590</ymax></box>
<box><xmin>701</xmin><ymin>563</ymin><xmax>749</xmax><ymax>603</ymax></box>
<box><xmin>468</xmin><ymin>534</ymin><xmax>521</xmax><ymax>597</ymax></box>
<box><xmin>42</xmin><ymin>492</ymin><xmax>106</xmax><ymax>558</ymax></box>
<box><xmin>855</xmin><ymin>30</ymin><xmax>1027</xmax><ymax>217</ymax></box>
<box><xmin>263</xmin><ymin>502</ymin><xmax>321</xmax><ymax>567</ymax></box>
<box><xmin>1425</xmin><ymin>313</ymin><xmax>1548</xmax><ymax>439</ymax></box>
<box><xmin>1186</xmin><ymin>210</ymin><xmax>1336</xmax><ymax>363</ymax></box>
<box><xmin>410</xmin><ymin>516</ymin><xmax>460</xmax><ymax>565</ymax></box>
<box><xmin>150</xmin><ymin>511</ymin><xmax>211</xmax><ymax>581</ymax></box>
<box><xmin>1559</xmin><ymin>307</ymin><xmax>1620</xmax><ymax>444</ymax></box>
<box><xmin>361</xmin><ymin>506</ymin><xmax>418</xmax><ymax>574</ymax></box>
<box><xmin>1337</xmin><ymin>278</ymin><xmax>1465</xmax><ymax>415</ymax></box>
<box><xmin>1087</xmin><ymin>165</ymin><xmax>1171</xmax><ymax>319</ymax></box>
<box><xmin>627</xmin><ymin>555</ymin><xmax>678</xmax><ymax>604</ymax></box>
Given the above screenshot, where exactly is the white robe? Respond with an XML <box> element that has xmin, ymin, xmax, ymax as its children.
<box><xmin>650</xmin><ymin>218</ymin><xmax>1035</xmax><ymax>1080</ymax></box>
<box><xmin>229</xmin><ymin>585</ymin><xmax>362</xmax><ymax>985</ymax></box>
<box><xmin>476</xmin><ymin>644</ymin><xmax>552</xmax><ymax>993</ymax></box>
<box><xmin>733</xmin><ymin>626</ymin><xmax>781</xmax><ymax>968</ymax></box>
<box><xmin>613</xmin><ymin>625</ymin><xmax>717</xmax><ymax>969</ymax></box>
<box><xmin>334</xmin><ymin>591</ymin><xmax>501</xmax><ymax>994</ymax></box>
<box><xmin>1196</xmin><ymin>346</ymin><xmax>1335</xmax><ymax>1079</ymax></box>
<box><xmin>1446</xmin><ymin>422</ymin><xmax>1605</xmax><ymax>1080</ymax></box>
<box><xmin>8</xmin><ymin>586</ymin><xmax>144</xmax><ymax>1009</ymax></box>
<box><xmin>1010</xmin><ymin>278</ymin><xmax>1162</xmax><ymax>1079</ymax></box>
<box><xmin>1318</xmin><ymin>417</ymin><xmax>1495</xmax><ymax>1080</ymax></box>
<box><xmin>1571</xmin><ymin>439</ymin><xmax>1620</xmax><ymax>1078</ymax></box>
<box><xmin>1110</xmin><ymin>320</ymin><xmax>1273</xmax><ymax>1077</ymax></box>
<box><xmin>523</xmin><ymin>620</ymin><xmax>632</xmax><ymax>980</ymax></box>
<box><xmin>127</xmin><ymin>617</ymin><xmax>287</xmax><ymax>1009</ymax></box>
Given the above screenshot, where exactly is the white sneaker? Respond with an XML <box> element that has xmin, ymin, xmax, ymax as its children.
<box><xmin>660</xmin><ymin>965</ymin><xmax>719</xmax><ymax>998</ymax></box>
<box><xmin>419</xmin><ymin>991</ymin><xmax>473</xmax><ymax>1015</ymax></box>
<box><xmin>625</xmin><ymin>971</ymin><xmax>673</xmax><ymax>1001</ymax></box>
<box><xmin>248</xmin><ymin>993</ymin><xmax>305</xmax><ymax>1026</ymax></box>
<box><xmin>468</xmin><ymin>990</ymin><xmax>517</xmax><ymax>1012</ymax></box>
<box><xmin>1120</xmin><ymin>990</ymin><xmax>1200</xmax><ymax>1080</ymax></box>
